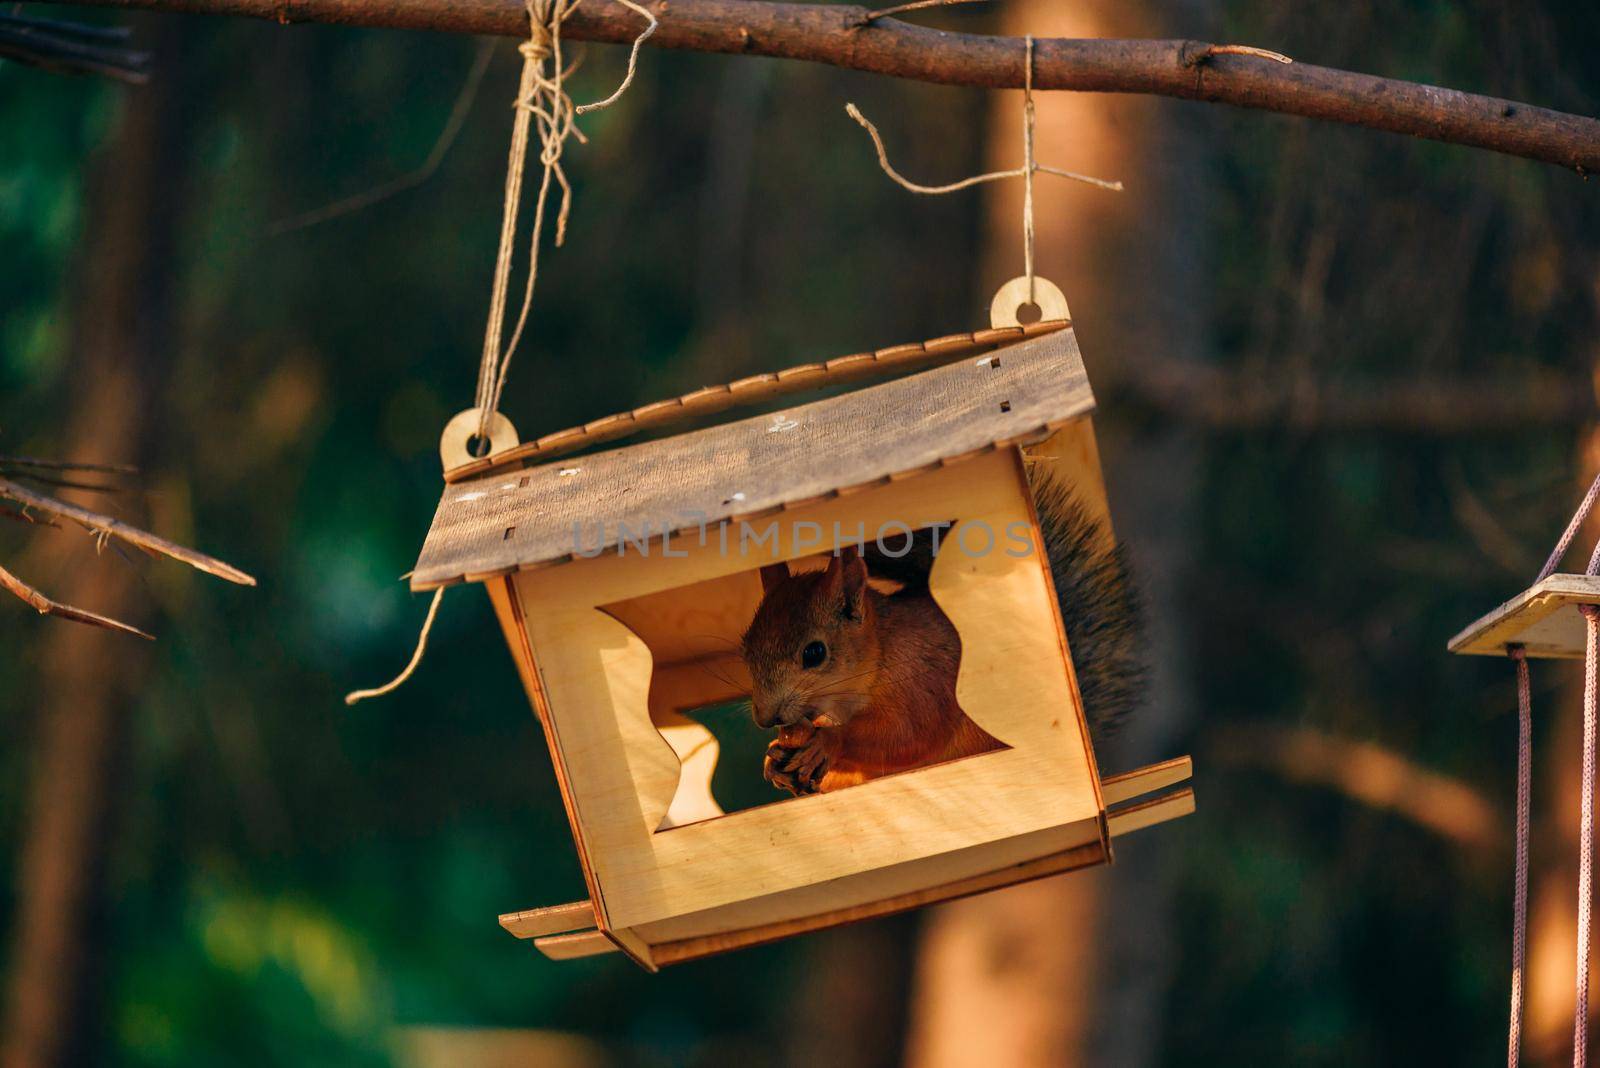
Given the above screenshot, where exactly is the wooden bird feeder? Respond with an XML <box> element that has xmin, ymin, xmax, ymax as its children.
<box><xmin>412</xmin><ymin>318</ymin><xmax>1195</xmax><ymax>970</ymax></box>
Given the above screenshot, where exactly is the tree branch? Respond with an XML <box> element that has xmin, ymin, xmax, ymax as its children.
<box><xmin>0</xmin><ymin>476</ymin><xmax>256</xmax><ymax>587</ymax></box>
<box><xmin>30</xmin><ymin>0</ymin><xmax>1600</xmax><ymax>172</ymax></box>
<box><xmin>0</xmin><ymin>561</ymin><xmax>155</xmax><ymax>639</ymax></box>
<box><xmin>0</xmin><ymin>12</ymin><xmax>149</xmax><ymax>83</ymax></box>
<box><xmin>1107</xmin><ymin>358</ymin><xmax>1596</xmax><ymax>433</ymax></box>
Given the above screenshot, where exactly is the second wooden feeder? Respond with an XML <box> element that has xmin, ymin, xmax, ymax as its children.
<box><xmin>412</xmin><ymin>318</ymin><xmax>1194</xmax><ymax>970</ymax></box>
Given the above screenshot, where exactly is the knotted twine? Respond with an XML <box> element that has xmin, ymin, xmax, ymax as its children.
<box><xmin>844</xmin><ymin>35</ymin><xmax>1122</xmax><ymax>304</ymax></box>
<box><xmin>475</xmin><ymin>0</ymin><xmax>657</xmax><ymax>446</ymax></box>
<box><xmin>1507</xmin><ymin>468</ymin><xmax>1600</xmax><ymax>1065</ymax></box>
<box><xmin>346</xmin><ymin>0</ymin><xmax>656</xmax><ymax>706</ymax></box>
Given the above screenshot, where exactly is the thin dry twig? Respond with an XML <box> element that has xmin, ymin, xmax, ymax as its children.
<box><xmin>0</xmin><ymin>475</ymin><xmax>256</xmax><ymax>586</ymax></box>
<box><xmin>0</xmin><ymin>506</ymin><xmax>59</xmax><ymax>528</ymax></box>
<box><xmin>853</xmin><ymin>0</ymin><xmax>987</xmax><ymax>29</ymax></box>
<box><xmin>844</xmin><ymin>101</ymin><xmax>1124</xmax><ymax>194</ymax></box>
<box><xmin>269</xmin><ymin>37</ymin><xmax>497</xmax><ymax>235</ymax></box>
<box><xmin>0</xmin><ymin>11</ymin><xmax>148</xmax><ymax>83</ymax></box>
<box><xmin>0</xmin><ymin>560</ymin><xmax>153</xmax><ymax>639</ymax></box>
<box><xmin>1189</xmin><ymin>43</ymin><xmax>1293</xmax><ymax>65</ymax></box>
<box><xmin>1</xmin><ymin>470</ymin><xmax>124</xmax><ymax>494</ymax></box>
<box><xmin>0</xmin><ymin>455</ymin><xmax>139</xmax><ymax>476</ymax></box>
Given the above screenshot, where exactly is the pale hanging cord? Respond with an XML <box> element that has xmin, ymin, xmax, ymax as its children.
<box><xmin>1539</xmin><ymin>470</ymin><xmax>1600</xmax><ymax>581</ymax></box>
<box><xmin>1510</xmin><ymin>644</ymin><xmax>1531</xmax><ymax>1068</ymax></box>
<box><xmin>1581</xmin><ymin>602</ymin><xmax>1599</xmax><ymax>1067</ymax></box>
<box><xmin>1022</xmin><ymin>35</ymin><xmax>1035</xmax><ymax>303</ymax></box>
<box><xmin>347</xmin><ymin>0</ymin><xmax>654</xmax><ymax>706</ymax></box>
<box><xmin>473</xmin><ymin>0</ymin><xmax>657</xmax><ymax>446</ymax></box>
<box><xmin>844</xmin><ymin>33</ymin><xmax>1121</xmax><ymax>291</ymax></box>
<box><xmin>1581</xmin><ymin>527</ymin><xmax>1600</xmax><ymax>1066</ymax></box>
<box><xmin>1505</xmin><ymin>473</ymin><xmax>1600</xmax><ymax>1063</ymax></box>
<box><xmin>345</xmin><ymin>588</ymin><xmax>444</xmax><ymax>706</ymax></box>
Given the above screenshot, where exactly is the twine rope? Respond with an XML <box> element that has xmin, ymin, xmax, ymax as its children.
<box><xmin>844</xmin><ymin>33</ymin><xmax>1121</xmax><ymax>292</ymax></box>
<box><xmin>1510</xmin><ymin>643</ymin><xmax>1531</xmax><ymax>1066</ymax></box>
<box><xmin>1540</xmin><ymin>471</ymin><xmax>1600</xmax><ymax>581</ymax></box>
<box><xmin>1582</xmin><ymin>602</ymin><xmax>1599</xmax><ymax>1067</ymax></box>
<box><xmin>1022</xmin><ymin>35</ymin><xmax>1035</xmax><ymax>303</ymax></box>
<box><xmin>345</xmin><ymin>588</ymin><xmax>444</xmax><ymax>705</ymax></box>
<box><xmin>1507</xmin><ymin>474</ymin><xmax>1600</xmax><ymax>1064</ymax></box>
<box><xmin>473</xmin><ymin>0</ymin><xmax>657</xmax><ymax>446</ymax></box>
<box><xmin>347</xmin><ymin>0</ymin><xmax>654</xmax><ymax>707</ymax></box>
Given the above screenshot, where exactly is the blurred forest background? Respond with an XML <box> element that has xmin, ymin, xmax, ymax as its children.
<box><xmin>3</xmin><ymin>1</ymin><xmax>1600</xmax><ymax>1064</ymax></box>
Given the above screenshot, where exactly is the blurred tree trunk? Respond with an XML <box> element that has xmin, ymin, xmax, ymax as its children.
<box><xmin>905</xmin><ymin>1</ymin><xmax>1208</xmax><ymax>1064</ymax></box>
<box><xmin>1</xmin><ymin>19</ymin><xmax>193</xmax><ymax>1068</ymax></box>
<box><xmin>787</xmin><ymin>919</ymin><xmax>916</xmax><ymax>1068</ymax></box>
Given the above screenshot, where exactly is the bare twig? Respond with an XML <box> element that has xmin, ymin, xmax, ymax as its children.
<box><xmin>853</xmin><ymin>0</ymin><xmax>987</xmax><ymax>30</ymax></box>
<box><xmin>269</xmin><ymin>37</ymin><xmax>497</xmax><ymax>235</ymax></box>
<box><xmin>1</xmin><ymin>471</ymin><xmax>124</xmax><ymax>494</ymax></box>
<box><xmin>28</xmin><ymin>0</ymin><xmax>1600</xmax><ymax>172</ymax></box>
<box><xmin>0</xmin><ymin>560</ymin><xmax>153</xmax><ymax>639</ymax></box>
<box><xmin>1106</xmin><ymin>353</ymin><xmax>1596</xmax><ymax>433</ymax></box>
<box><xmin>0</xmin><ymin>476</ymin><xmax>256</xmax><ymax>586</ymax></box>
<box><xmin>0</xmin><ymin>506</ymin><xmax>59</xmax><ymax>528</ymax></box>
<box><xmin>1187</xmin><ymin>43</ymin><xmax>1292</xmax><ymax>65</ymax></box>
<box><xmin>845</xmin><ymin>101</ymin><xmax>1123</xmax><ymax>193</ymax></box>
<box><xmin>0</xmin><ymin>12</ymin><xmax>148</xmax><ymax>83</ymax></box>
<box><xmin>0</xmin><ymin>455</ymin><xmax>139</xmax><ymax>476</ymax></box>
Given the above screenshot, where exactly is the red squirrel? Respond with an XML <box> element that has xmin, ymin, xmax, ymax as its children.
<box><xmin>740</xmin><ymin>473</ymin><xmax>1143</xmax><ymax>796</ymax></box>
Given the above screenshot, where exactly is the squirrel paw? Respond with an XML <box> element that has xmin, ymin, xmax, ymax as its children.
<box><xmin>764</xmin><ymin>731</ymin><xmax>831</xmax><ymax>796</ymax></box>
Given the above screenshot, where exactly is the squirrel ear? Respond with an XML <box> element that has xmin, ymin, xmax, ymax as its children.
<box><xmin>759</xmin><ymin>563</ymin><xmax>789</xmax><ymax>596</ymax></box>
<box><xmin>830</xmin><ymin>544</ymin><xmax>867</xmax><ymax>620</ymax></box>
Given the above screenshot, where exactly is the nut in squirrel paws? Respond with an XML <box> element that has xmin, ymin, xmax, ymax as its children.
<box><xmin>764</xmin><ymin>725</ymin><xmax>831</xmax><ymax>796</ymax></box>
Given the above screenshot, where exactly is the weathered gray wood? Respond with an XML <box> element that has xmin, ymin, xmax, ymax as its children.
<box><xmin>447</xmin><ymin>321</ymin><xmax>1070</xmax><ymax>482</ymax></box>
<box><xmin>411</xmin><ymin>326</ymin><xmax>1093</xmax><ymax>589</ymax></box>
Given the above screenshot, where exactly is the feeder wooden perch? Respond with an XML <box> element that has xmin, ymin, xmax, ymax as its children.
<box><xmin>1449</xmin><ymin>574</ymin><xmax>1600</xmax><ymax>659</ymax></box>
<box><xmin>412</xmin><ymin>320</ymin><xmax>1194</xmax><ymax>970</ymax></box>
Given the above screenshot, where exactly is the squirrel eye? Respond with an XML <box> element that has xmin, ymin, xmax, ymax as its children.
<box><xmin>801</xmin><ymin>640</ymin><xmax>827</xmax><ymax>669</ymax></box>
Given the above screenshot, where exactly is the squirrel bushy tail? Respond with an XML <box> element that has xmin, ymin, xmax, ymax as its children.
<box><xmin>1029</xmin><ymin>471</ymin><xmax>1146</xmax><ymax>741</ymax></box>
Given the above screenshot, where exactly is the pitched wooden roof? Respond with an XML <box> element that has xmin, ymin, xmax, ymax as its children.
<box><xmin>411</xmin><ymin>323</ymin><xmax>1094</xmax><ymax>590</ymax></box>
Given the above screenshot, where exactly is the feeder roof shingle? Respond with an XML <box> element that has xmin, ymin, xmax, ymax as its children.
<box><xmin>411</xmin><ymin>322</ymin><xmax>1092</xmax><ymax>590</ymax></box>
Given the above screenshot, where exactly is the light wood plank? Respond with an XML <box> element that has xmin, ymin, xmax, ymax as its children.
<box><xmin>1449</xmin><ymin>573</ymin><xmax>1600</xmax><ymax>659</ymax></box>
<box><xmin>632</xmin><ymin>820</ymin><xmax>1102</xmax><ymax>946</ymax></box>
<box><xmin>1102</xmin><ymin>756</ymin><xmax>1194</xmax><ymax>807</ymax></box>
<box><xmin>532</xmin><ymin>930</ymin><xmax>618</xmax><ymax>961</ymax></box>
<box><xmin>1107</xmin><ymin>788</ymin><xmax>1196</xmax><ymax>838</ymax></box>
<box><xmin>647</xmin><ymin>839</ymin><xmax>1106</xmax><ymax>966</ymax></box>
<box><xmin>498</xmin><ymin>901</ymin><xmax>596</xmax><ymax>940</ymax></box>
<box><xmin>1022</xmin><ymin>416</ymin><xmax>1114</xmax><ymax>540</ymax></box>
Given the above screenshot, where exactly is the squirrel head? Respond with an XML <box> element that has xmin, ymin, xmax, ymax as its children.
<box><xmin>740</xmin><ymin>546</ymin><xmax>879</xmax><ymax>731</ymax></box>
